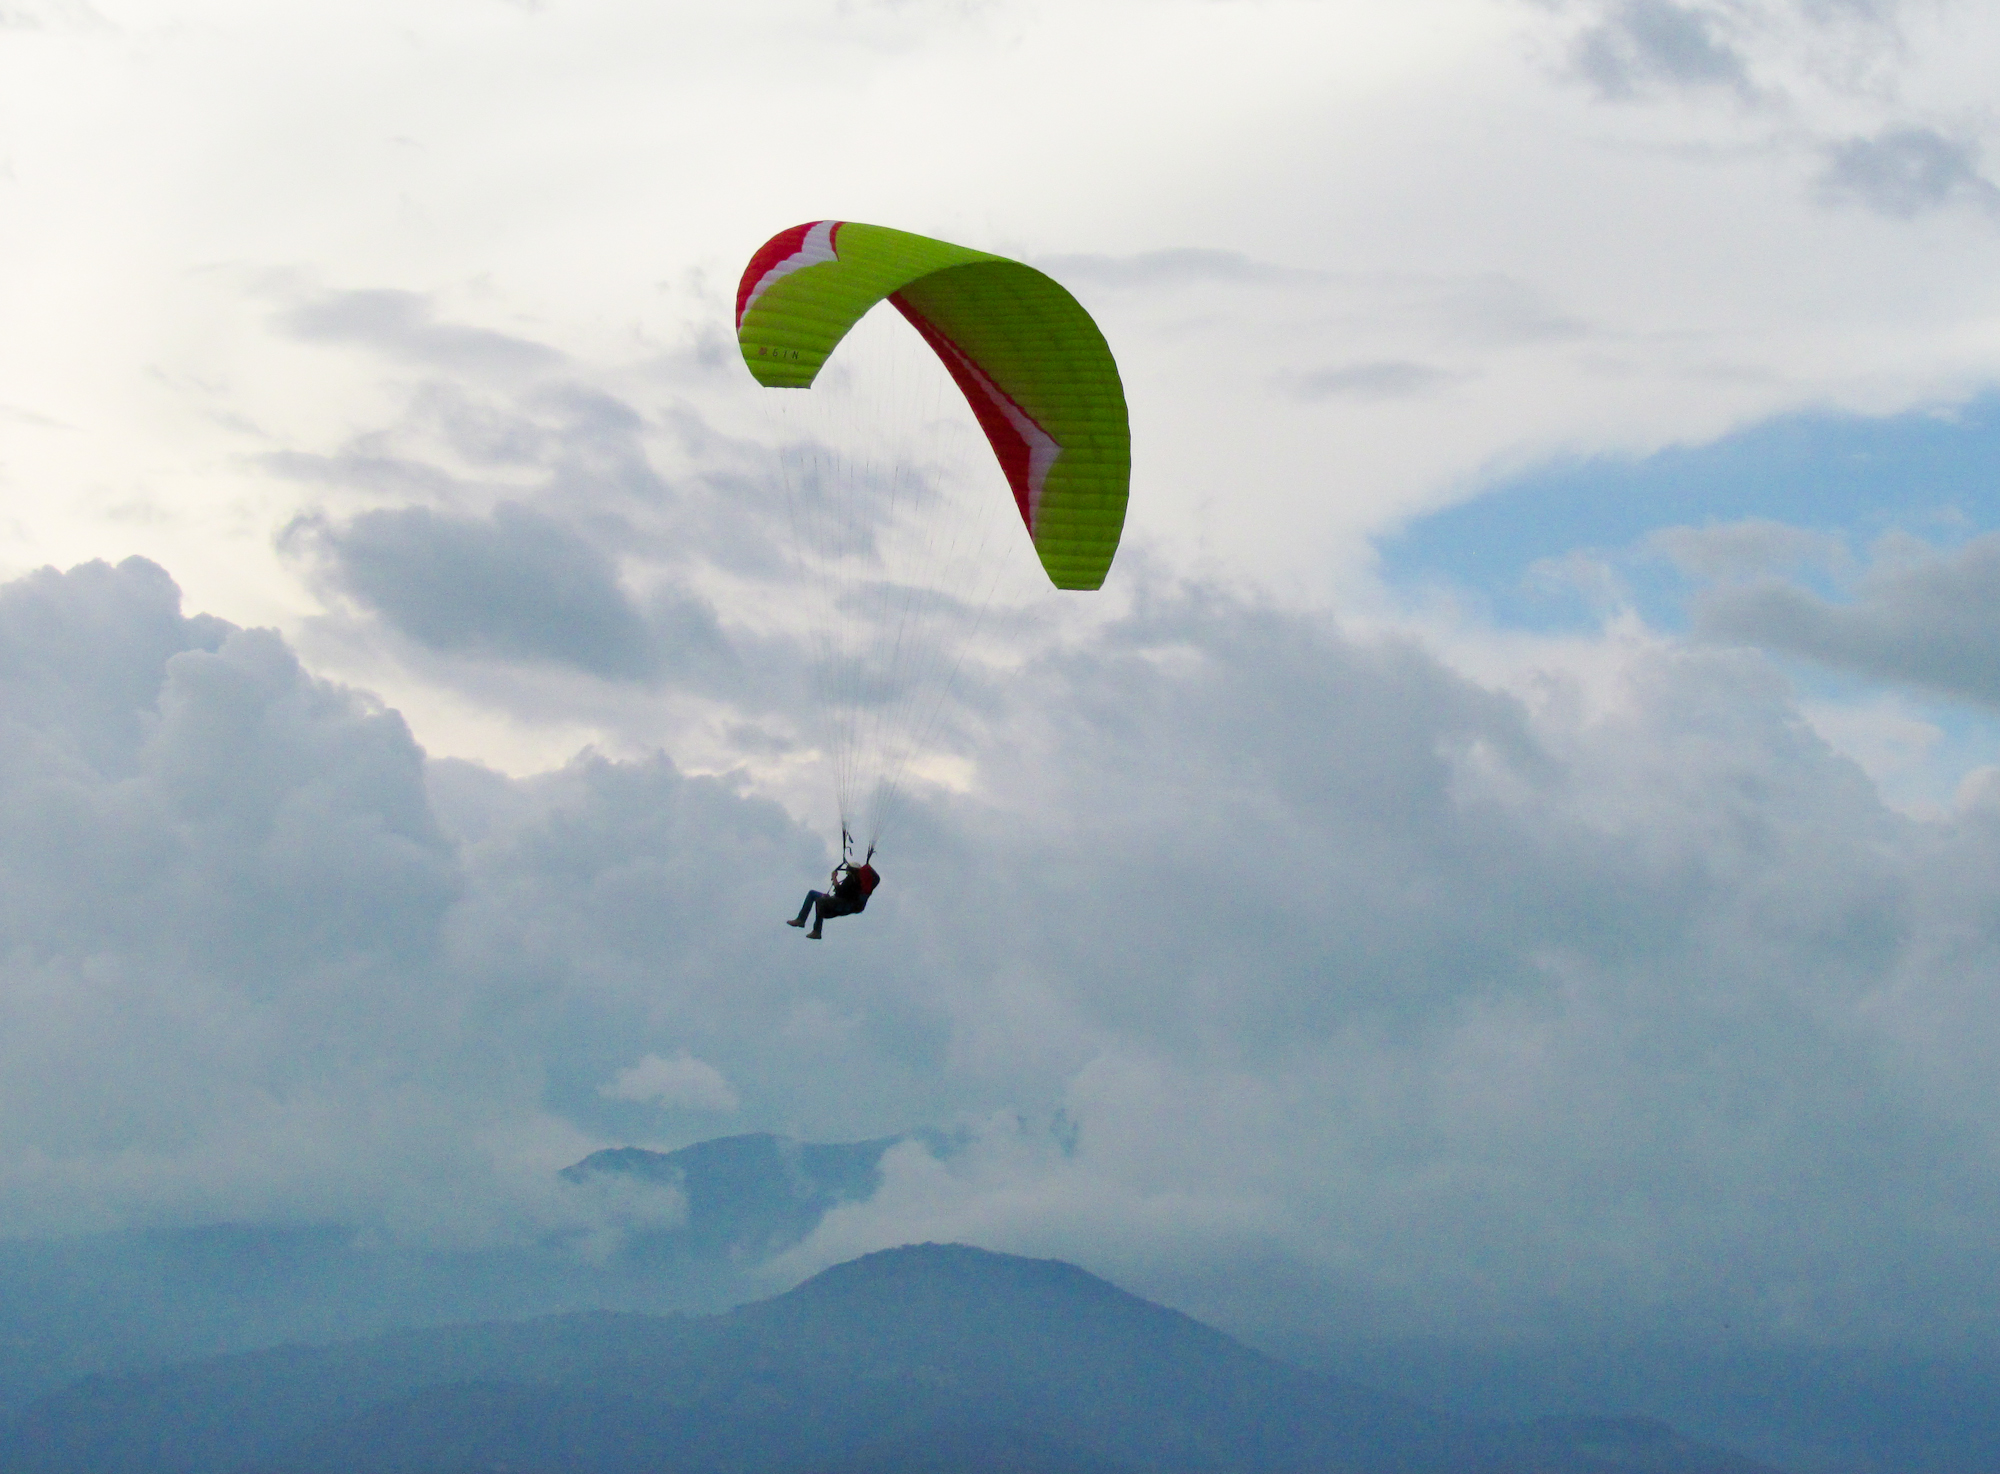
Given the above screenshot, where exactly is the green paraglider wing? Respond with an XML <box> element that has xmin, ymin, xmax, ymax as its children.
<box><xmin>736</xmin><ymin>221</ymin><xmax>1130</xmax><ymax>591</ymax></box>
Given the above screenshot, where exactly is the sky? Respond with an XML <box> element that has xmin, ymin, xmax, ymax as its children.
<box><xmin>5</xmin><ymin>0</ymin><xmax>2000</xmax><ymax>1358</ymax></box>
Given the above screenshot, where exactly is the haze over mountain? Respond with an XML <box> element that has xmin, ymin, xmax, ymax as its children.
<box><xmin>5</xmin><ymin>1130</ymin><xmax>1996</xmax><ymax>1471</ymax></box>
<box><xmin>1</xmin><ymin>1243</ymin><xmax>1778</xmax><ymax>1474</ymax></box>
<box><xmin>0</xmin><ymin>1132</ymin><xmax>909</xmax><ymax>1415</ymax></box>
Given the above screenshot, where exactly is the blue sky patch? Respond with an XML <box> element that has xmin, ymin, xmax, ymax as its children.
<box><xmin>1378</xmin><ymin>393</ymin><xmax>2000</xmax><ymax>630</ymax></box>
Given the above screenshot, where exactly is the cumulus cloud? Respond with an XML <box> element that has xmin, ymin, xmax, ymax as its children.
<box><xmin>601</xmin><ymin>1053</ymin><xmax>741</xmax><ymax>1113</ymax></box>
<box><xmin>800</xmin><ymin>586</ymin><xmax>2000</xmax><ymax>1345</ymax></box>
<box><xmin>5</xmin><ymin>552</ymin><xmax>2000</xmax><ymax>1352</ymax></box>
<box><xmin>0</xmin><ymin>556</ymin><xmax>816</xmax><ymax>1242</ymax></box>
<box><xmin>1694</xmin><ymin>531</ymin><xmax>2000</xmax><ymax>706</ymax></box>
<box><xmin>0</xmin><ymin>560</ymin><xmax>459</xmax><ymax>1227</ymax></box>
<box><xmin>1814</xmin><ymin>126</ymin><xmax>2000</xmax><ymax>219</ymax></box>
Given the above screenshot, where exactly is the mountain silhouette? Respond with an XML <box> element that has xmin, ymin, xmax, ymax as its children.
<box><xmin>2</xmin><ymin>1242</ymin><xmax>1779</xmax><ymax>1474</ymax></box>
<box><xmin>0</xmin><ymin>1131</ymin><xmax>929</xmax><ymax>1417</ymax></box>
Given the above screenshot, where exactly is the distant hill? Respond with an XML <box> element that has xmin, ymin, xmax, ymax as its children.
<box><xmin>0</xmin><ymin>1130</ymin><xmax>915</xmax><ymax>1415</ymax></box>
<box><xmin>3</xmin><ymin>1135</ymin><xmax>1987</xmax><ymax>1467</ymax></box>
<box><xmin>1</xmin><ymin>1242</ymin><xmax>1778</xmax><ymax>1474</ymax></box>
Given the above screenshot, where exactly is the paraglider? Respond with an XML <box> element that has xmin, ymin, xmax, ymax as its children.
<box><xmin>738</xmin><ymin>219</ymin><xmax>1131</xmax><ymax>590</ymax></box>
<box><xmin>738</xmin><ymin>220</ymin><xmax>1130</xmax><ymax>930</ymax></box>
<box><xmin>787</xmin><ymin>841</ymin><xmax>882</xmax><ymax>940</ymax></box>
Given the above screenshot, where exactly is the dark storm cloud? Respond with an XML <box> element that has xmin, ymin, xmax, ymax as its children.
<box><xmin>1814</xmin><ymin>126</ymin><xmax>2000</xmax><ymax>219</ymax></box>
<box><xmin>6</xmin><ymin>556</ymin><xmax>2000</xmax><ymax>1351</ymax></box>
<box><xmin>1694</xmin><ymin>532</ymin><xmax>2000</xmax><ymax>707</ymax></box>
<box><xmin>281</xmin><ymin>290</ymin><xmax>565</xmax><ymax>377</ymax></box>
<box><xmin>1572</xmin><ymin>0</ymin><xmax>1754</xmax><ymax>99</ymax></box>
<box><xmin>288</xmin><ymin>502</ymin><xmax>729</xmax><ymax>683</ymax></box>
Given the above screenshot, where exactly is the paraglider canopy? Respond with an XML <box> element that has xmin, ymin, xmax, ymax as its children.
<box><xmin>736</xmin><ymin>220</ymin><xmax>1130</xmax><ymax>591</ymax></box>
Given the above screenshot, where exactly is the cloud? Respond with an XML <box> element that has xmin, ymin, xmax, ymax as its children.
<box><xmin>601</xmin><ymin>1053</ymin><xmax>741</xmax><ymax>1113</ymax></box>
<box><xmin>1648</xmin><ymin>518</ymin><xmax>1848</xmax><ymax>582</ymax></box>
<box><xmin>255</xmin><ymin>310</ymin><xmax>1057</xmax><ymax>777</ymax></box>
<box><xmin>0</xmin><ymin>1</ymin><xmax>109</xmax><ymax>31</ymax></box>
<box><xmin>0</xmin><ymin>556</ymin><xmax>816</xmax><ymax>1243</ymax></box>
<box><xmin>0</xmin><ymin>402</ymin><xmax>73</xmax><ymax>429</ymax></box>
<box><xmin>1571</xmin><ymin>0</ymin><xmax>1755</xmax><ymax>100</ymax></box>
<box><xmin>1553</xmin><ymin>1</ymin><xmax>1914</xmax><ymax>104</ymax></box>
<box><xmin>0</xmin><ymin>555</ymin><xmax>233</xmax><ymax>776</ymax></box>
<box><xmin>0</xmin><ymin>560</ymin><xmax>463</xmax><ymax>1226</ymax></box>
<box><xmin>1814</xmin><ymin>126</ymin><xmax>2000</xmax><ymax>219</ymax></box>
<box><xmin>259</xmin><ymin>366</ymin><xmax>796</xmax><ymax>594</ymax></box>
<box><xmin>286</xmin><ymin>502</ymin><xmax>726</xmax><ymax>683</ymax></box>
<box><xmin>808</xmin><ymin>582</ymin><xmax>2000</xmax><ymax>1345</ymax></box>
<box><xmin>281</xmin><ymin>290</ymin><xmax>565</xmax><ymax>379</ymax></box>
<box><xmin>1434</xmin><ymin>275</ymin><xmax>1590</xmax><ymax>348</ymax></box>
<box><xmin>1284</xmin><ymin>361</ymin><xmax>1460</xmax><ymax>401</ymax></box>
<box><xmin>5</xmin><ymin>553</ymin><xmax>2000</xmax><ymax>1353</ymax></box>
<box><xmin>11</xmin><ymin>0</ymin><xmax>2000</xmax><ymax>1374</ymax></box>
<box><xmin>1032</xmin><ymin>248</ymin><xmax>1324</xmax><ymax>290</ymax></box>
<box><xmin>1694</xmin><ymin>531</ymin><xmax>2000</xmax><ymax>707</ymax></box>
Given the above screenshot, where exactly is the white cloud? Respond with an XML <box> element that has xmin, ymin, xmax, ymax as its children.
<box><xmin>3</xmin><ymin>551</ymin><xmax>2000</xmax><ymax>1351</ymax></box>
<box><xmin>601</xmin><ymin>1054</ymin><xmax>741</xmax><ymax>1113</ymax></box>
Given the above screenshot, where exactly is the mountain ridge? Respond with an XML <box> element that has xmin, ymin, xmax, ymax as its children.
<box><xmin>2</xmin><ymin>1241</ymin><xmax>1780</xmax><ymax>1474</ymax></box>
